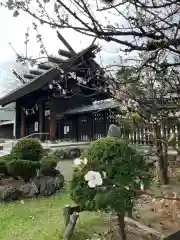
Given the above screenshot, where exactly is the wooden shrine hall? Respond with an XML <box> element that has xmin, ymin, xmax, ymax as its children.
<box><xmin>0</xmin><ymin>33</ymin><xmax>115</xmax><ymax>142</ymax></box>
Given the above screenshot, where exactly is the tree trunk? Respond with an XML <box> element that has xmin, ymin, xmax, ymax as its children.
<box><xmin>126</xmin><ymin>208</ymin><xmax>133</xmax><ymax>218</ymax></box>
<box><xmin>117</xmin><ymin>212</ymin><xmax>126</xmax><ymax>240</ymax></box>
<box><xmin>158</xmin><ymin>154</ymin><xmax>169</xmax><ymax>185</ymax></box>
<box><xmin>154</xmin><ymin>125</ymin><xmax>169</xmax><ymax>185</ymax></box>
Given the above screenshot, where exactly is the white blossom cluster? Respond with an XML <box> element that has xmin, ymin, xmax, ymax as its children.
<box><xmin>74</xmin><ymin>158</ymin><xmax>88</xmax><ymax>165</ymax></box>
<box><xmin>119</xmin><ymin>99</ymin><xmax>139</xmax><ymax>113</ymax></box>
<box><xmin>168</xmin><ymin>111</ymin><xmax>180</xmax><ymax>117</ymax></box>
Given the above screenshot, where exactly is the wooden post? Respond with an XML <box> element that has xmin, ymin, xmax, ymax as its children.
<box><xmin>63</xmin><ymin>213</ymin><xmax>79</xmax><ymax>240</ymax></box>
<box><xmin>50</xmin><ymin>111</ymin><xmax>56</xmax><ymax>142</ymax></box>
<box><xmin>62</xmin><ymin>205</ymin><xmax>80</xmax><ymax>240</ymax></box>
<box><xmin>63</xmin><ymin>205</ymin><xmax>71</xmax><ymax>227</ymax></box>
<box><xmin>20</xmin><ymin>108</ymin><xmax>25</xmax><ymax>138</ymax></box>
<box><xmin>50</xmin><ymin>99</ymin><xmax>56</xmax><ymax>142</ymax></box>
<box><xmin>39</xmin><ymin>101</ymin><xmax>45</xmax><ymax>141</ymax></box>
<box><xmin>15</xmin><ymin>102</ymin><xmax>20</xmax><ymax>139</ymax></box>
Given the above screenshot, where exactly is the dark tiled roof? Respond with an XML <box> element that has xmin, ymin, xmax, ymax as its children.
<box><xmin>65</xmin><ymin>99</ymin><xmax>119</xmax><ymax>115</ymax></box>
<box><xmin>0</xmin><ymin>45</ymin><xmax>99</xmax><ymax>107</ymax></box>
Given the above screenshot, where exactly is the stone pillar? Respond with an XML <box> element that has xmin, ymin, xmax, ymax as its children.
<box><xmin>20</xmin><ymin>108</ymin><xmax>25</xmax><ymax>138</ymax></box>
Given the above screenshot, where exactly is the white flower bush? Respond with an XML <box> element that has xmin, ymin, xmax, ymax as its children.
<box><xmin>70</xmin><ymin>137</ymin><xmax>152</xmax><ymax>215</ymax></box>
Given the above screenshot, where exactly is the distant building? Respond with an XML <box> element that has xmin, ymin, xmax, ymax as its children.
<box><xmin>0</xmin><ymin>107</ymin><xmax>15</xmax><ymax>139</ymax></box>
<box><xmin>0</xmin><ymin>45</ymin><xmax>112</xmax><ymax>142</ymax></box>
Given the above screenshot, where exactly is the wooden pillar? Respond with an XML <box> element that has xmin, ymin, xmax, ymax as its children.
<box><xmin>15</xmin><ymin>102</ymin><xmax>20</xmax><ymax>139</ymax></box>
<box><xmin>20</xmin><ymin>108</ymin><xmax>25</xmax><ymax>138</ymax></box>
<box><xmin>39</xmin><ymin>101</ymin><xmax>45</xmax><ymax>142</ymax></box>
<box><xmin>50</xmin><ymin>99</ymin><xmax>56</xmax><ymax>142</ymax></box>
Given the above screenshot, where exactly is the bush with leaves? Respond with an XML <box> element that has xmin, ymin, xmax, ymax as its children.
<box><xmin>10</xmin><ymin>138</ymin><xmax>43</xmax><ymax>161</ymax></box>
<box><xmin>70</xmin><ymin>137</ymin><xmax>152</xmax><ymax>239</ymax></box>
<box><xmin>7</xmin><ymin>160</ymin><xmax>40</xmax><ymax>182</ymax></box>
<box><xmin>0</xmin><ymin>160</ymin><xmax>9</xmax><ymax>177</ymax></box>
<box><xmin>0</xmin><ymin>154</ymin><xmax>14</xmax><ymax>162</ymax></box>
<box><xmin>0</xmin><ymin>154</ymin><xmax>15</xmax><ymax>178</ymax></box>
<box><xmin>39</xmin><ymin>155</ymin><xmax>60</xmax><ymax>177</ymax></box>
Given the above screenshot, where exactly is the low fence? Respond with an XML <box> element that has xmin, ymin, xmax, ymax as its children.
<box><xmin>119</xmin><ymin>124</ymin><xmax>180</xmax><ymax>146</ymax></box>
<box><xmin>61</xmin><ymin>204</ymin><xmax>180</xmax><ymax>240</ymax></box>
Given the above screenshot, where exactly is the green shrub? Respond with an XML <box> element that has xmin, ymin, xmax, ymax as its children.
<box><xmin>7</xmin><ymin>160</ymin><xmax>40</xmax><ymax>182</ymax></box>
<box><xmin>39</xmin><ymin>155</ymin><xmax>59</xmax><ymax>177</ymax></box>
<box><xmin>0</xmin><ymin>160</ymin><xmax>9</xmax><ymax>176</ymax></box>
<box><xmin>70</xmin><ymin>137</ymin><xmax>152</xmax><ymax>213</ymax></box>
<box><xmin>0</xmin><ymin>154</ymin><xmax>14</xmax><ymax>162</ymax></box>
<box><xmin>10</xmin><ymin>138</ymin><xmax>43</xmax><ymax>161</ymax></box>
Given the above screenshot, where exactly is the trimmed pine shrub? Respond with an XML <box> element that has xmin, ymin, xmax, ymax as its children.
<box><xmin>7</xmin><ymin>160</ymin><xmax>40</xmax><ymax>182</ymax></box>
<box><xmin>10</xmin><ymin>138</ymin><xmax>43</xmax><ymax>161</ymax></box>
<box><xmin>0</xmin><ymin>160</ymin><xmax>9</xmax><ymax>177</ymax></box>
<box><xmin>39</xmin><ymin>155</ymin><xmax>59</xmax><ymax>177</ymax></box>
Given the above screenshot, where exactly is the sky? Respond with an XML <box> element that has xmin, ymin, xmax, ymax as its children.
<box><xmin>0</xmin><ymin>3</ymin><xmax>121</xmax><ymax>97</ymax></box>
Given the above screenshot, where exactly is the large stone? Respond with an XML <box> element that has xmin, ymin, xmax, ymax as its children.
<box><xmin>19</xmin><ymin>182</ymin><xmax>39</xmax><ymax>198</ymax></box>
<box><xmin>39</xmin><ymin>174</ymin><xmax>64</xmax><ymax>196</ymax></box>
<box><xmin>0</xmin><ymin>186</ymin><xmax>20</xmax><ymax>202</ymax></box>
<box><xmin>107</xmin><ymin>124</ymin><xmax>121</xmax><ymax>138</ymax></box>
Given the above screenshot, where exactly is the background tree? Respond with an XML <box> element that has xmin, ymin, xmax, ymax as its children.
<box><xmin>2</xmin><ymin>0</ymin><xmax>180</xmax><ymax>72</ymax></box>
<box><xmin>111</xmin><ymin>56</ymin><xmax>180</xmax><ymax>185</ymax></box>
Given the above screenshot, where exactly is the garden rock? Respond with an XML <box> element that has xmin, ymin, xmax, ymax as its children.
<box><xmin>107</xmin><ymin>124</ymin><xmax>121</xmax><ymax>138</ymax></box>
<box><xmin>0</xmin><ymin>186</ymin><xmax>20</xmax><ymax>202</ymax></box>
<box><xmin>64</xmin><ymin>148</ymin><xmax>81</xmax><ymax>159</ymax></box>
<box><xmin>19</xmin><ymin>182</ymin><xmax>39</xmax><ymax>198</ymax></box>
<box><xmin>39</xmin><ymin>174</ymin><xmax>64</xmax><ymax>196</ymax></box>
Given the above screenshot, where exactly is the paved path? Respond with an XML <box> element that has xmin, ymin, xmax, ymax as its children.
<box><xmin>57</xmin><ymin>160</ymin><xmax>73</xmax><ymax>181</ymax></box>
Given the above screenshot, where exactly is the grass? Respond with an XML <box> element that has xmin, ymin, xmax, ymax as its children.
<box><xmin>0</xmin><ymin>189</ymin><xmax>106</xmax><ymax>240</ymax></box>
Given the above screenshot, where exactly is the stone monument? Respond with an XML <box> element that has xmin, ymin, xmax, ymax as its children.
<box><xmin>107</xmin><ymin>124</ymin><xmax>121</xmax><ymax>138</ymax></box>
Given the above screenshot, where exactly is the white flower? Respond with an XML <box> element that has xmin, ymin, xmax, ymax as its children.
<box><xmin>20</xmin><ymin>200</ymin><xmax>24</xmax><ymax>204</ymax></box>
<box><xmin>152</xmin><ymin>198</ymin><xmax>156</xmax><ymax>203</ymax></box>
<box><xmin>175</xmin><ymin>111</ymin><xmax>180</xmax><ymax>117</ymax></box>
<box><xmin>74</xmin><ymin>158</ymin><xmax>83</xmax><ymax>165</ymax></box>
<box><xmin>135</xmin><ymin>177</ymin><xmax>140</xmax><ymax>183</ymax></box>
<box><xmin>102</xmin><ymin>171</ymin><xmax>107</xmax><ymax>178</ymax></box>
<box><xmin>74</xmin><ymin>158</ymin><xmax>88</xmax><ymax>165</ymax></box>
<box><xmin>125</xmin><ymin>186</ymin><xmax>130</xmax><ymax>190</ymax></box>
<box><xmin>168</xmin><ymin>112</ymin><xmax>174</xmax><ymax>117</ymax></box>
<box><xmin>140</xmin><ymin>183</ymin><xmax>144</xmax><ymax>191</ymax></box>
<box><xmin>160</xmin><ymin>199</ymin><xmax>164</xmax><ymax>204</ymax></box>
<box><xmin>84</xmin><ymin>158</ymin><xmax>88</xmax><ymax>165</ymax></box>
<box><xmin>85</xmin><ymin>171</ymin><xmax>103</xmax><ymax>188</ymax></box>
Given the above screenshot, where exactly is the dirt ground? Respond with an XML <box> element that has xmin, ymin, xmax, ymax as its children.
<box><xmin>89</xmin><ymin>166</ymin><xmax>180</xmax><ymax>239</ymax></box>
<box><xmin>131</xmin><ymin>166</ymin><xmax>180</xmax><ymax>238</ymax></box>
